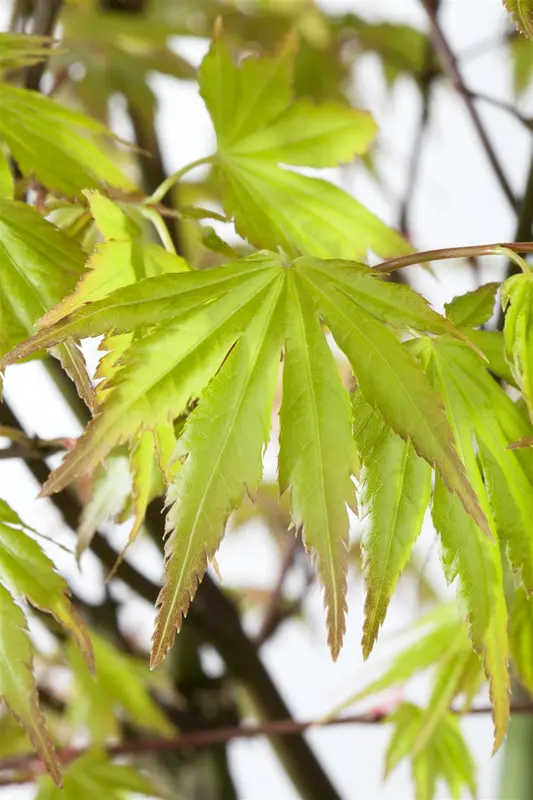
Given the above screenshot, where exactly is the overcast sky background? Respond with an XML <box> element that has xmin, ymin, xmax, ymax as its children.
<box><xmin>1</xmin><ymin>0</ymin><xmax>531</xmax><ymax>798</ymax></box>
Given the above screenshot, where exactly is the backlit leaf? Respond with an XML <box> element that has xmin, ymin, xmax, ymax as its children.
<box><xmin>509</xmin><ymin>586</ymin><xmax>533</xmax><ymax>697</ymax></box>
<box><xmin>0</xmin><ymin>200</ymin><xmax>92</xmax><ymax>407</ymax></box>
<box><xmin>151</xmin><ymin>277</ymin><xmax>284</xmax><ymax>667</ymax></box>
<box><xmin>36</xmin><ymin>751</ymin><xmax>156</xmax><ymax>800</ymax></box>
<box><xmin>502</xmin><ymin>272</ymin><xmax>533</xmax><ymax>414</ymax></box>
<box><xmin>353</xmin><ymin>392</ymin><xmax>431</xmax><ymax>658</ymax></box>
<box><xmin>0</xmin><ymin>147</ymin><xmax>13</xmax><ymax>200</ymax></box>
<box><xmin>199</xmin><ymin>34</ymin><xmax>410</xmax><ymax>260</ymax></box>
<box><xmin>0</xmin><ymin>516</ymin><xmax>94</xmax><ymax>672</ymax></box>
<box><xmin>278</xmin><ymin>272</ymin><xmax>356</xmax><ymax>659</ymax></box>
<box><xmin>298</xmin><ymin>269</ymin><xmax>489</xmax><ymax>535</ymax></box>
<box><xmin>386</xmin><ymin>703</ymin><xmax>475</xmax><ymax>800</ymax></box>
<box><xmin>416</xmin><ymin>338</ymin><xmax>510</xmax><ymax>751</ymax></box>
<box><xmin>0</xmin><ymin>583</ymin><xmax>61</xmax><ymax>785</ymax></box>
<box><xmin>505</xmin><ymin>0</ymin><xmax>533</xmax><ymax>38</ymax></box>
<box><xmin>445</xmin><ymin>283</ymin><xmax>499</xmax><ymax>328</ymax></box>
<box><xmin>68</xmin><ymin>632</ymin><xmax>173</xmax><ymax>742</ymax></box>
<box><xmin>0</xmin><ymin>83</ymin><xmax>134</xmax><ymax>197</ymax></box>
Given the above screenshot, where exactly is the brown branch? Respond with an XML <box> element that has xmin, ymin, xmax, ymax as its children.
<box><xmin>24</xmin><ymin>0</ymin><xmax>62</xmax><ymax>91</ymax></box>
<box><xmin>419</xmin><ymin>0</ymin><xmax>517</xmax><ymax>212</ymax></box>
<box><xmin>2</xmin><ymin>702</ymin><xmax>533</xmax><ymax>786</ymax></box>
<box><xmin>373</xmin><ymin>241</ymin><xmax>533</xmax><ymax>274</ymax></box>
<box><xmin>256</xmin><ymin>537</ymin><xmax>299</xmax><ymax>646</ymax></box>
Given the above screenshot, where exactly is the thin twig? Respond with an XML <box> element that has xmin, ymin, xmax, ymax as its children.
<box><xmin>419</xmin><ymin>0</ymin><xmax>517</xmax><ymax>211</ymax></box>
<box><xmin>1</xmin><ymin>702</ymin><xmax>533</xmax><ymax>786</ymax></box>
<box><xmin>373</xmin><ymin>241</ymin><xmax>533</xmax><ymax>274</ymax></box>
<box><xmin>256</xmin><ymin>537</ymin><xmax>299</xmax><ymax>646</ymax></box>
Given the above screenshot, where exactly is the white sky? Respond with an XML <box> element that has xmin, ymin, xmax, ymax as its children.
<box><xmin>1</xmin><ymin>0</ymin><xmax>531</xmax><ymax>798</ymax></box>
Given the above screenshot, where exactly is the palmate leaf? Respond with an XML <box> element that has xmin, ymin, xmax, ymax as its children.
<box><xmin>386</xmin><ymin>704</ymin><xmax>475</xmax><ymax>800</ymax></box>
<box><xmin>0</xmin><ymin>200</ymin><xmax>92</xmax><ymax>407</ymax></box>
<box><xmin>0</xmin><ymin>511</ymin><xmax>94</xmax><ymax>672</ymax></box>
<box><xmin>415</xmin><ymin>338</ymin><xmax>511</xmax><ymax>751</ymax></box>
<box><xmin>198</xmin><ymin>33</ymin><xmax>411</xmax><ymax>261</ymax></box>
<box><xmin>505</xmin><ymin>0</ymin><xmax>533</xmax><ymax>38</ymax></box>
<box><xmin>328</xmin><ymin>604</ymin><xmax>465</xmax><ymax>714</ymax></box>
<box><xmin>509</xmin><ymin>586</ymin><xmax>533</xmax><ymax>697</ymax></box>
<box><xmin>151</xmin><ymin>277</ymin><xmax>284</xmax><ymax>666</ymax></box>
<box><xmin>0</xmin><ymin>584</ymin><xmax>61</xmax><ymax>784</ymax></box>
<box><xmin>502</xmin><ymin>272</ymin><xmax>533</xmax><ymax>413</ymax></box>
<box><xmin>278</xmin><ymin>273</ymin><xmax>356</xmax><ymax>659</ymax></box>
<box><xmin>352</xmin><ymin>392</ymin><xmax>431</xmax><ymax>658</ymax></box>
<box><xmin>444</xmin><ymin>282</ymin><xmax>499</xmax><ymax>328</ymax></box>
<box><xmin>0</xmin><ymin>502</ymin><xmax>94</xmax><ymax>783</ymax></box>
<box><xmin>0</xmin><ymin>32</ymin><xmax>55</xmax><ymax>70</ymax></box>
<box><xmin>0</xmin><ymin>83</ymin><xmax>134</xmax><ymax>198</ymax></box>
<box><xmin>68</xmin><ymin>632</ymin><xmax>173</xmax><ymax>742</ymax></box>
<box><xmin>1</xmin><ymin>253</ymin><xmax>487</xmax><ymax>663</ymax></box>
<box><xmin>36</xmin><ymin>751</ymin><xmax>157</xmax><ymax>800</ymax></box>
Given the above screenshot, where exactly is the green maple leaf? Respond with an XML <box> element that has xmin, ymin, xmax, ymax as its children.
<box><xmin>0</xmin><ymin>32</ymin><xmax>56</xmax><ymax>70</ymax></box>
<box><xmin>0</xmin><ymin>199</ymin><xmax>92</xmax><ymax>407</ymax></box>
<box><xmin>353</xmin><ymin>392</ymin><xmax>431</xmax><ymax>658</ymax></box>
<box><xmin>414</xmin><ymin>337</ymin><xmax>512</xmax><ymax>751</ymax></box>
<box><xmin>0</xmin><ymin>501</ymin><xmax>95</xmax><ymax>784</ymax></box>
<box><xmin>198</xmin><ymin>32</ymin><xmax>411</xmax><ymax>261</ymax></box>
<box><xmin>0</xmin><ymin>82</ymin><xmax>134</xmax><ymax>198</ymax></box>
<box><xmin>386</xmin><ymin>704</ymin><xmax>476</xmax><ymax>800</ymax></box>
<box><xmin>502</xmin><ymin>272</ymin><xmax>533</xmax><ymax>412</ymax></box>
<box><xmin>36</xmin><ymin>752</ymin><xmax>157</xmax><ymax>800</ymax></box>
<box><xmin>0</xmin><ymin>583</ymin><xmax>61</xmax><ymax>784</ymax></box>
<box><xmin>444</xmin><ymin>282</ymin><xmax>499</xmax><ymax>328</ymax></box>
<box><xmin>68</xmin><ymin>631</ymin><xmax>174</xmax><ymax>743</ymax></box>
<box><xmin>509</xmin><ymin>586</ymin><xmax>533</xmax><ymax>697</ymax></box>
<box><xmin>2</xmin><ymin>253</ymin><xmax>486</xmax><ymax>664</ymax></box>
<box><xmin>505</xmin><ymin>0</ymin><xmax>533</xmax><ymax>38</ymax></box>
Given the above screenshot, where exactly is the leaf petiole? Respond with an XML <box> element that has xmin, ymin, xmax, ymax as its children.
<box><xmin>145</xmin><ymin>155</ymin><xmax>215</xmax><ymax>206</ymax></box>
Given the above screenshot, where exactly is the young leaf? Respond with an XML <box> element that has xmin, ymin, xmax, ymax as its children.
<box><xmin>151</xmin><ymin>277</ymin><xmax>284</xmax><ymax>667</ymax></box>
<box><xmin>329</xmin><ymin>604</ymin><xmax>463</xmax><ymax>714</ymax></box>
<box><xmin>444</xmin><ymin>282</ymin><xmax>499</xmax><ymax>328</ymax></box>
<box><xmin>2</xmin><ymin>253</ymin><xmax>279</xmax><ymax>363</ymax></box>
<box><xmin>509</xmin><ymin>586</ymin><xmax>533</xmax><ymax>697</ymax></box>
<box><xmin>76</xmin><ymin>451</ymin><xmax>131</xmax><ymax>560</ymax></box>
<box><xmin>0</xmin><ymin>515</ymin><xmax>94</xmax><ymax>672</ymax></box>
<box><xmin>0</xmin><ymin>200</ymin><xmax>92</xmax><ymax>407</ymax></box>
<box><xmin>352</xmin><ymin>392</ymin><xmax>431</xmax><ymax>658</ymax></box>
<box><xmin>502</xmin><ymin>272</ymin><xmax>533</xmax><ymax>414</ymax></box>
<box><xmin>199</xmin><ymin>34</ymin><xmax>410</xmax><ymax>260</ymax></box>
<box><xmin>0</xmin><ymin>583</ymin><xmax>61</xmax><ymax>785</ymax></box>
<box><xmin>278</xmin><ymin>273</ymin><xmax>356</xmax><ymax>659</ymax></box>
<box><xmin>41</xmin><ymin>191</ymin><xmax>188</xmax><ymax>328</ymax></box>
<box><xmin>40</xmin><ymin>263</ymin><xmax>281</xmax><ymax>498</ymax></box>
<box><xmin>36</xmin><ymin>751</ymin><xmax>157</xmax><ymax>800</ymax></box>
<box><xmin>68</xmin><ymin>632</ymin><xmax>174</xmax><ymax>742</ymax></box>
<box><xmin>505</xmin><ymin>0</ymin><xmax>533</xmax><ymax>38</ymax></box>
<box><xmin>386</xmin><ymin>704</ymin><xmax>476</xmax><ymax>800</ymax></box>
<box><xmin>411</xmin><ymin>643</ymin><xmax>473</xmax><ymax>757</ymax></box>
<box><xmin>0</xmin><ymin>83</ymin><xmax>134</xmax><ymax>197</ymax></box>
<box><xmin>0</xmin><ymin>32</ymin><xmax>55</xmax><ymax>69</ymax></box>
<box><xmin>298</xmin><ymin>271</ymin><xmax>489</xmax><ymax>535</ymax></box>
<box><xmin>418</xmin><ymin>339</ymin><xmax>510</xmax><ymax>751</ymax></box>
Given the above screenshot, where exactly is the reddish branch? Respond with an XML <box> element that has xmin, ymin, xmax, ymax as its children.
<box><xmin>1</xmin><ymin>703</ymin><xmax>533</xmax><ymax>787</ymax></box>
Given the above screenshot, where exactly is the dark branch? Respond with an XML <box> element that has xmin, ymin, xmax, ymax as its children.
<box><xmin>420</xmin><ymin>0</ymin><xmax>517</xmax><ymax>212</ymax></box>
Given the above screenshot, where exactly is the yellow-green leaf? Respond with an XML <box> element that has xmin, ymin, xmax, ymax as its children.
<box><xmin>278</xmin><ymin>273</ymin><xmax>356</xmax><ymax>659</ymax></box>
<box><xmin>0</xmin><ymin>583</ymin><xmax>61</xmax><ymax>785</ymax></box>
<box><xmin>0</xmin><ymin>84</ymin><xmax>134</xmax><ymax>197</ymax></box>
<box><xmin>353</xmin><ymin>393</ymin><xmax>431</xmax><ymax>658</ymax></box>
<box><xmin>151</xmin><ymin>278</ymin><xmax>284</xmax><ymax>667</ymax></box>
<box><xmin>505</xmin><ymin>0</ymin><xmax>533</xmax><ymax>38</ymax></box>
